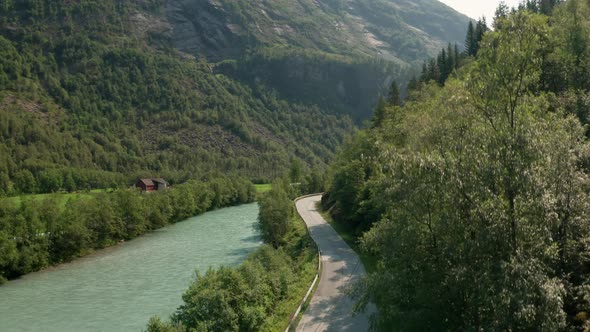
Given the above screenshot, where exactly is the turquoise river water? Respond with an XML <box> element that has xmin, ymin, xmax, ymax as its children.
<box><xmin>0</xmin><ymin>203</ymin><xmax>261</xmax><ymax>332</ymax></box>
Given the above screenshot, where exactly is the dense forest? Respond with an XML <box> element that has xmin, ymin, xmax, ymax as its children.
<box><xmin>0</xmin><ymin>0</ymin><xmax>474</xmax><ymax>196</ymax></box>
<box><xmin>0</xmin><ymin>0</ymin><xmax>358</xmax><ymax>195</ymax></box>
<box><xmin>324</xmin><ymin>0</ymin><xmax>590</xmax><ymax>330</ymax></box>
<box><xmin>0</xmin><ymin>175</ymin><xmax>255</xmax><ymax>283</ymax></box>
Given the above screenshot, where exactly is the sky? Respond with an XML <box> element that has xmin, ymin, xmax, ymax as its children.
<box><xmin>438</xmin><ymin>0</ymin><xmax>523</xmax><ymax>21</ymax></box>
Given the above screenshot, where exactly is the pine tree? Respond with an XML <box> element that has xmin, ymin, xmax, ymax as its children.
<box><xmin>524</xmin><ymin>0</ymin><xmax>538</xmax><ymax>12</ymax></box>
<box><xmin>387</xmin><ymin>80</ymin><xmax>401</xmax><ymax>106</ymax></box>
<box><xmin>407</xmin><ymin>76</ymin><xmax>420</xmax><ymax>92</ymax></box>
<box><xmin>494</xmin><ymin>2</ymin><xmax>510</xmax><ymax>30</ymax></box>
<box><xmin>429</xmin><ymin>58</ymin><xmax>440</xmax><ymax>82</ymax></box>
<box><xmin>465</xmin><ymin>21</ymin><xmax>476</xmax><ymax>56</ymax></box>
<box><xmin>447</xmin><ymin>43</ymin><xmax>456</xmax><ymax>74</ymax></box>
<box><xmin>454</xmin><ymin>43</ymin><xmax>461</xmax><ymax>69</ymax></box>
<box><xmin>371</xmin><ymin>97</ymin><xmax>388</xmax><ymax>128</ymax></box>
<box><xmin>473</xmin><ymin>18</ymin><xmax>488</xmax><ymax>56</ymax></box>
<box><xmin>539</xmin><ymin>0</ymin><xmax>560</xmax><ymax>15</ymax></box>
<box><xmin>420</xmin><ymin>62</ymin><xmax>429</xmax><ymax>82</ymax></box>
<box><xmin>438</xmin><ymin>49</ymin><xmax>448</xmax><ymax>85</ymax></box>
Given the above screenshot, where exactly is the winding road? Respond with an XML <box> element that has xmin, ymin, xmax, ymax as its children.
<box><xmin>295</xmin><ymin>195</ymin><xmax>373</xmax><ymax>332</ymax></box>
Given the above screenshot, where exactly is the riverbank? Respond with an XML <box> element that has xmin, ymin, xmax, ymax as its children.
<box><xmin>147</xmin><ymin>183</ymin><xmax>318</xmax><ymax>332</ymax></box>
<box><xmin>0</xmin><ymin>176</ymin><xmax>256</xmax><ymax>284</ymax></box>
<box><xmin>0</xmin><ymin>203</ymin><xmax>261</xmax><ymax>331</ymax></box>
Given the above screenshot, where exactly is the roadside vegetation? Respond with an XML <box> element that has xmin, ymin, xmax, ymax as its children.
<box><xmin>317</xmin><ymin>202</ymin><xmax>377</xmax><ymax>274</ymax></box>
<box><xmin>146</xmin><ymin>179</ymin><xmax>319</xmax><ymax>332</ymax></box>
<box><xmin>324</xmin><ymin>1</ymin><xmax>590</xmax><ymax>330</ymax></box>
<box><xmin>0</xmin><ymin>175</ymin><xmax>255</xmax><ymax>284</ymax></box>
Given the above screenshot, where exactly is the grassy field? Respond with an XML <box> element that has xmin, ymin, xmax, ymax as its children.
<box><xmin>254</xmin><ymin>184</ymin><xmax>272</xmax><ymax>193</ymax></box>
<box><xmin>317</xmin><ymin>203</ymin><xmax>378</xmax><ymax>273</ymax></box>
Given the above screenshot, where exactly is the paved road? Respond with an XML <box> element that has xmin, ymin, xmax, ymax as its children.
<box><xmin>295</xmin><ymin>195</ymin><xmax>373</xmax><ymax>332</ymax></box>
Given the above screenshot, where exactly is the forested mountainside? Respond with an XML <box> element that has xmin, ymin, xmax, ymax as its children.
<box><xmin>0</xmin><ymin>0</ymin><xmax>468</xmax><ymax>195</ymax></box>
<box><xmin>325</xmin><ymin>0</ymin><xmax>590</xmax><ymax>330</ymax></box>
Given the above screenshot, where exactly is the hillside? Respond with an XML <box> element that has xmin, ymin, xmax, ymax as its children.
<box><xmin>0</xmin><ymin>0</ymin><xmax>469</xmax><ymax>194</ymax></box>
<box><xmin>324</xmin><ymin>1</ymin><xmax>590</xmax><ymax>330</ymax></box>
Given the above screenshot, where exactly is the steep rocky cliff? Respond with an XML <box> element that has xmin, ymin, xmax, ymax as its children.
<box><xmin>160</xmin><ymin>0</ymin><xmax>470</xmax><ymax>120</ymax></box>
<box><xmin>165</xmin><ymin>0</ymin><xmax>246</xmax><ymax>61</ymax></box>
<box><xmin>163</xmin><ymin>0</ymin><xmax>471</xmax><ymax>65</ymax></box>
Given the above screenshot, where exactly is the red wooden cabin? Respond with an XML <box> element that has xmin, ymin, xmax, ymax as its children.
<box><xmin>136</xmin><ymin>178</ymin><xmax>168</xmax><ymax>192</ymax></box>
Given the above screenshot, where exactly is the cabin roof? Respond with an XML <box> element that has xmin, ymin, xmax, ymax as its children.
<box><xmin>138</xmin><ymin>179</ymin><xmax>155</xmax><ymax>186</ymax></box>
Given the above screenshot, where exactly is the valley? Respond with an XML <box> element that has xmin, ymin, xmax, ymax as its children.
<box><xmin>9</xmin><ymin>1</ymin><xmax>587</xmax><ymax>332</ymax></box>
<box><xmin>0</xmin><ymin>0</ymin><xmax>469</xmax><ymax>191</ymax></box>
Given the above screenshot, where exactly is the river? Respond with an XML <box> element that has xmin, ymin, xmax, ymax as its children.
<box><xmin>0</xmin><ymin>203</ymin><xmax>261</xmax><ymax>332</ymax></box>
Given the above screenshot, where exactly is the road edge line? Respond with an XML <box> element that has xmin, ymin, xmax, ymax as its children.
<box><xmin>284</xmin><ymin>193</ymin><xmax>324</xmax><ymax>332</ymax></box>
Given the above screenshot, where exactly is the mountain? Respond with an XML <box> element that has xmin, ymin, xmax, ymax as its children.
<box><xmin>165</xmin><ymin>0</ymin><xmax>470</xmax><ymax>64</ymax></box>
<box><xmin>165</xmin><ymin>0</ymin><xmax>471</xmax><ymax>119</ymax></box>
<box><xmin>0</xmin><ymin>0</ymin><xmax>468</xmax><ymax>194</ymax></box>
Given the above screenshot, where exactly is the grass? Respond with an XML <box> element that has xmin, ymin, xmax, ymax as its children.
<box><xmin>317</xmin><ymin>202</ymin><xmax>378</xmax><ymax>273</ymax></box>
<box><xmin>255</xmin><ymin>184</ymin><xmax>273</xmax><ymax>201</ymax></box>
<box><xmin>289</xmin><ymin>248</ymin><xmax>322</xmax><ymax>332</ymax></box>
<box><xmin>254</xmin><ymin>184</ymin><xmax>272</xmax><ymax>193</ymax></box>
<box><xmin>263</xmin><ymin>208</ymin><xmax>319</xmax><ymax>332</ymax></box>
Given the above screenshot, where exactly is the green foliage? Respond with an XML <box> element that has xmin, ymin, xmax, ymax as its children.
<box><xmin>324</xmin><ymin>131</ymin><xmax>383</xmax><ymax>233</ymax></box>
<box><xmin>145</xmin><ymin>317</ymin><xmax>182</xmax><ymax>332</ymax></box>
<box><xmin>289</xmin><ymin>160</ymin><xmax>302</xmax><ymax>184</ymax></box>
<box><xmin>171</xmin><ymin>246</ymin><xmax>293</xmax><ymax>332</ymax></box>
<box><xmin>387</xmin><ymin>80</ymin><xmax>401</xmax><ymax>107</ymax></box>
<box><xmin>300</xmin><ymin>170</ymin><xmax>326</xmax><ymax>194</ymax></box>
<box><xmin>0</xmin><ymin>176</ymin><xmax>255</xmax><ymax>281</ymax></box>
<box><xmin>326</xmin><ymin>5</ymin><xmax>590</xmax><ymax>331</ymax></box>
<box><xmin>371</xmin><ymin>98</ymin><xmax>388</xmax><ymax>128</ymax></box>
<box><xmin>257</xmin><ymin>183</ymin><xmax>292</xmax><ymax>248</ymax></box>
<box><xmin>520</xmin><ymin>0</ymin><xmax>562</xmax><ymax>15</ymax></box>
<box><xmin>0</xmin><ymin>0</ymin><xmax>355</xmax><ymax>192</ymax></box>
